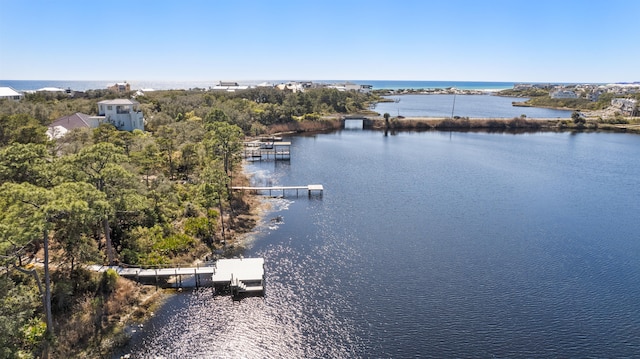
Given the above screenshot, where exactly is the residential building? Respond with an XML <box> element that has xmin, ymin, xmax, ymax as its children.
<box><xmin>358</xmin><ymin>84</ymin><xmax>373</xmax><ymax>94</ymax></box>
<box><xmin>47</xmin><ymin>112</ymin><xmax>92</xmax><ymax>139</ymax></box>
<box><xmin>611</xmin><ymin>98</ymin><xmax>638</xmax><ymax>116</ymax></box>
<box><xmin>212</xmin><ymin>81</ymin><xmax>249</xmax><ymax>92</ymax></box>
<box><xmin>276</xmin><ymin>82</ymin><xmax>305</xmax><ymax>93</ymax></box>
<box><xmin>550</xmin><ymin>90</ymin><xmax>578</xmax><ymax>99</ymax></box>
<box><xmin>89</xmin><ymin>99</ymin><xmax>145</xmax><ymax>131</ymax></box>
<box><xmin>108</xmin><ymin>82</ymin><xmax>131</xmax><ymax>93</ymax></box>
<box><xmin>36</xmin><ymin>87</ymin><xmax>66</xmax><ymax>93</ymax></box>
<box><xmin>328</xmin><ymin>82</ymin><xmax>373</xmax><ymax>93</ymax></box>
<box><xmin>0</xmin><ymin>87</ymin><xmax>23</xmax><ymax>101</ymax></box>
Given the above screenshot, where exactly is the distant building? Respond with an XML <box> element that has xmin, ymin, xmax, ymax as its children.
<box><xmin>47</xmin><ymin>112</ymin><xmax>92</xmax><ymax>139</ymax></box>
<box><xmin>550</xmin><ymin>90</ymin><xmax>578</xmax><ymax>99</ymax></box>
<box><xmin>108</xmin><ymin>82</ymin><xmax>131</xmax><ymax>93</ymax></box>
<box><xmin>219</xmin><ymin>81</ymin><xmax>239</xmax><ymax>87</ymax></box>
<box><xmin>36</xmin><ymin>87</ymin><xmax>66</xmax><ymax>93</ymax></box>
<box><xmin>89</xmin><ymin>99</ymin><xmax>145</xmax><ymax>131</ymax></box>
<box><xmin>212</xmin><ymin>81</ymin><xmax>249</xmax><ymax>92</ymax></box>
<box><xmin>358</xmin><ymin>84</ymin><xmax>373</xmax><ymax>94</ymax></box>
<box><xmin>329</xmin><ymin>82</ymin><xmax>373</xmax><ymax>93</ymax></box>
<box><xmin>0</xmin><ymin>87</ymin><xmax>23</xmax><ymax>101</ymax></box>
<box><xmin>611</xmin><ymin>98</ymin><xmax>638</xmax><ymax>115</ymax></box>
<box><xmin>276</xmin><ymin>82</ymin><xmax>305</xmax><ymax>93</ymax></box>
<box><xmin>587</xmin><ymin>89</ymin><xmax>605</xmax><ymax>102</ymax></box>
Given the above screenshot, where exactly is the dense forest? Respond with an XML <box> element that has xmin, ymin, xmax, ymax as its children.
<box><xmin>0</xmin><ymin>86</ymin><xmax>374</xmax><ymax>358</ymax></box>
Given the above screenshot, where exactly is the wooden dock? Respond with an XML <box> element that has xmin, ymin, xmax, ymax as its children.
<box><xmin>244</xmin><ymin>141</ymin><xmax>291</xmax><ymax>161</ymax></box>
<box><xmin>211</xmin><ymin>258</ymin><xmax>265</xmax><ymax>296</ymax></box>
<box><xmin>232</xmin><ymin>184</ymin><xmax>323</xmax><ymax>197</ymax></box>
<box><xmin>87</xmin><ymin>257</ymin><xmax>266</xmax><ymax>297</ymax></box>
<box><xmin>87</xmin><ymin>264</ymin><xmax>215</xmax><ymax>288</ymax></box>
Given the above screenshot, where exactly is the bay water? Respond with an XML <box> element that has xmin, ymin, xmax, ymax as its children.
<box><xmin>374</xmin><ymin>94</ymin><xmax>573</xmax><ymax>118</ymax></box>
<box><xmin>117</xmin><ymin>130</ymin><xmax>640</xmax><ymax>358</ymax></box>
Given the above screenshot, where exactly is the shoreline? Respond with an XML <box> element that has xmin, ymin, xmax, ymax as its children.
<box><xmin>263</xmin><ymin>117</ymin><xmax>640</xmax><ymax>135</ymax></box>
<box><xmin>108</xmin><ymin>119</ymin><xmax>637</xmax><ymax>357</ymax></box>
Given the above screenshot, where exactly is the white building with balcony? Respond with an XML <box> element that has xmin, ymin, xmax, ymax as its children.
<box><xmin>89</xmin><ymin>99</ymin><xmax>145</xmax><ymax>131</ymax></box>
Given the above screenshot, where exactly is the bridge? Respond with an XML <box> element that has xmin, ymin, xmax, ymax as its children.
<box><xmin>341</xmin><ymin>116</ymin><xmax>373</xmax><ymax>129</ymax></box>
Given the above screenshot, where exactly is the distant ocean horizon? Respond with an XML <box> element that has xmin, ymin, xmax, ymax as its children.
<box><xmin>0</xmin><ymin>79</ymin><xmax>591</xmax><ymax>92</ymax></box>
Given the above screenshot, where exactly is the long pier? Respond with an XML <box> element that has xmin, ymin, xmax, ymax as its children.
<box><xmin>87</xmin><ymin>257</ymin><xmax>266</xmax><ymax>297</ymax></box>
<box><xmin>88</xmin><ymin>264</ymin><xmax>215</xmax><ymax>288</ymax></box>
<box><xmin>232</xmin><ymin>184</ymin><xmax>323</xmax><ymax>197</ymax></box>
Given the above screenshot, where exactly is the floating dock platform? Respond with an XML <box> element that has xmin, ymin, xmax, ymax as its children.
<box><xmin>211</xmin><ymin>257</ymin><xmax>265</xmax><ymax>296</ymax></box>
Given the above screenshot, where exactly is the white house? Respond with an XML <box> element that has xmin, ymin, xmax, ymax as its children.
<box><xmin>89</xmin><ymin>99</ymin><xmax>145</xmax><ymax>131</ymax></box>
<box><xmin>358</xmin><ymin>84</ymin><xmax>373</xmax><ymax>94</ymax></box>
<box><xmin>0</xmin><ymin>87</ymin><xmax>24</xmax><ymax>101</ymax></box>
<box><xmin>275</xmin><ymin>82</ymin><xmax>305</xmax><ymax>93</ymax></box>
<box><xmin>329</xmin><ymin>82</ymin><xmax>373</xmax><ymax>93</ymax></box>
<box><xmin>611</xmin><ymin>98</ymin><xmax>638</xmax><ymax>115</ymax></box>
<box><xmin>550</xmin><ymin>90</ymin><xmax>578</xmax><ymax>99</ymax></box>
<box><xmin>212</xmin><ymin>81</ymin><xmax>250</xmax><ymax>92</ymax></box>
<box><xmin>36</xmin><ymin>87</ymin><xmax>66</xmax><ymax>93</ymax></box>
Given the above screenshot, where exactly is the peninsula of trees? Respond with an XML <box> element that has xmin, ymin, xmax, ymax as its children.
<box><xmin>0</xmin><ymin>86</ymin><xmax>374</xmax><ymax>358</ymax></box>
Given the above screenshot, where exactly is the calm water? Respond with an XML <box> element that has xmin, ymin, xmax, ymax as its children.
<box><xmin>117</xmin><ymin>131</ymin><xmax>640</xmax><ymax>358</ymax></box>
<box><xmin>374</xmin><ymin>94</ymin><xmax>573</xmax><ymax>118</ymax></box>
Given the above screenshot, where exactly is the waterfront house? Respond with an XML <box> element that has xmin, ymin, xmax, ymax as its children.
<box><xmin>108</xmin><ymin>82</ymin><xmax>131</xmax><ymax>93</ymax></box>
<box><xmin>89</xmin><ymin>99</ymin><xmax>145</xmax><ymax>131</ymax></box>
<box><xmin>0</xmin><ymin>87</ymin><xmax>23</xmax><ymax>101</ymax></box>
<box><xmin>611</xmin><ymin>98</ymin><xmax>638</xmax><ymax>116</ymax></box>
<box><xmin>328</xmin><ymin>82</ymin><xmax>373</xmax><ymax>93</ymax></box>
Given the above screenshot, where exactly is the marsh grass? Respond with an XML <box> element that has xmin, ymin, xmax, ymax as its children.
<box><xmin>51</xmin><ymin>274</ymin><xmax>154</xmax><ymax>358</ymax></box>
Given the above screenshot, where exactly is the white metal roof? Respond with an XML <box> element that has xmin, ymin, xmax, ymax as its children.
<box><xmin>36</xmin><ymin>87</ymin><xmax>65</xmax><ymax>92</ymax></box>
<box><xmin>0</xmin><ymin>87</ymin><xmax>22</xmax><ymax>97</ymax></box>
<box><xmin>97</xmin><ymin>99</ymin><xmax>139</xmax><ymax>105</ymax></box>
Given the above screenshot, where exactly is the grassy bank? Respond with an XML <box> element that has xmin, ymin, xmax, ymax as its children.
<box><xmin>376</xmin><ymin>116</ymin><xmax>640</xmax><ymax>133</ymax></box>
<box><xmin>261</xmin><ymin>116</ymin><xmax>640</xmax><ymax>135</ymax></box>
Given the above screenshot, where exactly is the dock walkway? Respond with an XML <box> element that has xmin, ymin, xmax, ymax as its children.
<box><xmin>87</xmin><ymin>257</ymin><xmax>265</xmax><ymax>296</ymax></box>
<box><xmin>232</xmin><ymin>184</ymin><xmax>323</xmax><ymax>197</ymax></box>
<box><xmin>87</xmin><ymin>264</ymin><xmax>215</xmax><ymax>288</ymax></box>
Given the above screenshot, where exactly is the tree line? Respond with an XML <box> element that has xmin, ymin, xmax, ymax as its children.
<box><xmin>0</xmin><ymin>85</ymin><xmax>375</xmax><ymax>357</ymax></box>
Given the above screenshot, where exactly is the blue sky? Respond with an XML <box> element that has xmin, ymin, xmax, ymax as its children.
<box><xmin>1</xmin><ymin>0</ymin><xmax>638</xmax><ymax>83</ymax></box>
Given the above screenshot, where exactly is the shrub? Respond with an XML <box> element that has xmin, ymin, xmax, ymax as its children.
<box><xmin>184</xmin><ymin>216</ymin><xmax>213</xmax><ymax>240</ymax></box>
<box><xmin>153</xmin><ymin>233</ymin><xmax>196</xmax><ymax>257</ymax></box>
<box><xmin>100</xmin><ymin>269</ymin><xmax>119</xmax><ymax>295</ymax></box>
<box><xmin>120</xmin><ymin>248</ymin><xmax>140</xmax><ymax>265</ymax></box>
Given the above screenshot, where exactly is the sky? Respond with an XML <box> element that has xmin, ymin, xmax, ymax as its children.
<box><xmin>1</xmin><ymin>0</ymin><xmax>638</xmax><ymax>83</ymax></box>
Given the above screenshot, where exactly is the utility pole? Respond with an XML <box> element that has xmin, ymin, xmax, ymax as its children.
<box><xmin>451</xmin><ymin>93</ymin><xmax>457</xmax><ymax>118</ymax></box>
